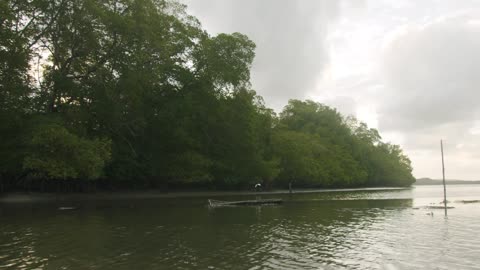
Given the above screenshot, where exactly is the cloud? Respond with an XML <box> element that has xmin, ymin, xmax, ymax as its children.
<box><xmin>322</xmin><ymin>96</ymin><xmax>357</xmax><ymax>116</ymax></box>
<box><xmin>380</xmin><ymin>12</ymin><xmax>480</xmax><ymax>132</ymax></box>
<box><xmin>379</xmin><ymin>12</ymin><xmax>480</xmax><ymax>179</ymax></box>
<box><xmin>181</xmin><ymin>0</ymin><xmax>340</xmax><ymax>110</ymax></box>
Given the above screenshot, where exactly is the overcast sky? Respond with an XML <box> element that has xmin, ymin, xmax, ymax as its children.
<box><xmin>181</xmin><ymin>0</ymin><xmax>480</xmax><ymax>180</ymax></box>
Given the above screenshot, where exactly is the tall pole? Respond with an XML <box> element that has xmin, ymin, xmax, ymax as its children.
<box><xmin>441</xmin><ymin>140</ymin><xmax>447</xmax><ymax>216</ymax></box>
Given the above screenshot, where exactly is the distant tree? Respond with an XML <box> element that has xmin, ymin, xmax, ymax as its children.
<box><xmin>272</xmin><ymin>100</ymin><xmax>413</xmax><ymax>187</ymax></box>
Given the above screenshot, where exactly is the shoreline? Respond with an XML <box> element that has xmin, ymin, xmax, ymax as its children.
<box><xmin>0</xmin><ymin>186</ymin><xmax>411</xmax><ymax>203</ymax></box>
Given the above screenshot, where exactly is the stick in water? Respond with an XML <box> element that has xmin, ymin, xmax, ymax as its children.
<box><xmin>441</xmin><ymin>139</ymin><xmax>447</xmax><ymax>216</ymax></box>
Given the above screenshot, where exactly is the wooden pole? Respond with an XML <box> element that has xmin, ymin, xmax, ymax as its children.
<box><xmin>441</xmin><ymin>139</ymin><xmax>447</xmax><ymax>216</ymax></box>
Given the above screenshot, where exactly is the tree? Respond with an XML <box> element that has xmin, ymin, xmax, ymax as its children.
<box><xmin>23</xmin><ymin>122</ymin><xmax>111</xmax><ymax>180</ymax></box>
<box><xmin>272</xmin><ymin>100</ymin><xmax>412</xmax><ymax>187</ymax></box>
<box><xmin>0</xmin><ymin>0</ymin><xmax>414</xmax><ymax>191</ymax></box>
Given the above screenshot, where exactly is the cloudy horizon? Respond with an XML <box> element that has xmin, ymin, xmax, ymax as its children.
<box><xmin>181</xmin><ymin>0</ymin><xmax>480</xmax><ymax>181</ymax></box>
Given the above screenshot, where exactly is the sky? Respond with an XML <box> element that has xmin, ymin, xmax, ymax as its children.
<box><xmin>181</xmin><ymin>0</ymin><xmax>480</xmax><ymax>180</ymax></box>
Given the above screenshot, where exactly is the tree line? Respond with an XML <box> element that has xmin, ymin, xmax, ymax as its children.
<box><xmin>0</xmin><ymin>0</ymin><xmax>415</xmax><ymax>192</ymax></box>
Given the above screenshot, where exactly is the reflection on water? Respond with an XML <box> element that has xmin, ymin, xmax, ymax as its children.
<box><xmin>1</xmin><ymin>185</ymin><xmax>480</xmax><ymax>269</ymax></box>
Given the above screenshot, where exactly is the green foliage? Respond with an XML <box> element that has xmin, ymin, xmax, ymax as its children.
<box><xmin>195</xmin><ymin>33</ymin><xmax>256</xmax><ymax>88</ymax></box>
<box><xmin>273</xmin><ymin>100</ymin><xmax>413</xmax><ymax>187</ymax></box>
<box><xmin>0</xmin><ymin>0</ymin><xmax>415</xmax><ymax>191</ymax></box>
<box><xmin>24</xmin><ymin>123</ymin><xmax>111</xmax><ymax>180</ymax></box>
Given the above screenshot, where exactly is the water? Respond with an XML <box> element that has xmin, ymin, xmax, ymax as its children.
<box><xmin>1</xmin><ymin>185</ymin><xmax>480</xmax><ymax>269</ymax></box>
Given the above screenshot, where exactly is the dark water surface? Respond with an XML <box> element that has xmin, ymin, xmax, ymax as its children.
<box><xmin>1</xmin><ymin>185</ymin><xmax>480</xmax><ymax>269</ymax></box>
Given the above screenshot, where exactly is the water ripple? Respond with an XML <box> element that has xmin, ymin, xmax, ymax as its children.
<box><xmin>1</xmin><ymin>186</ymin><xmax>480</xmax><ymax>269</ymax></box>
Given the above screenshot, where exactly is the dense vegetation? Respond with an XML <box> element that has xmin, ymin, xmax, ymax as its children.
<box><xmin>0</xmin><ymin>0</ymin><xmax>414</xmax><ymax>192</ymax></box>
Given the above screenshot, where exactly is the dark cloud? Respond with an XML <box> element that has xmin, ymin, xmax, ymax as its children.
<box><xmin>182</xmin><ymin>0</ymin><xmax>340</xmax><ymax>110</ymax></box>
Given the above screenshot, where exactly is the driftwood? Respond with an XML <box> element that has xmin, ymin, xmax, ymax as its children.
<box><xmin>208</xmin><ymin>198</ymin><xmax>283</xmax><ymax>207</ymax></box>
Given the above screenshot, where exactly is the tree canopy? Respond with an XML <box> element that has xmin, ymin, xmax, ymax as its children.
<box><xmin>0</xmin><ymin>0</ymin><xmax>414</xmax><ymax>192</ymax></box>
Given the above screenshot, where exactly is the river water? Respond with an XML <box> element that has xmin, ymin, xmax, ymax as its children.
<box><xmin>1</xmin><ymin>185</ymin><xmax>480</xmax><ymax>269</ymax></box>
